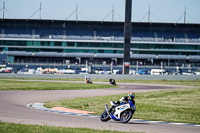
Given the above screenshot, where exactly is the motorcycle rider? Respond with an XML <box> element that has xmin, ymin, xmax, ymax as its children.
<box><xmin>119</xmin><ymin>92</ymin><xmax>135</xmax><ymax>104</ymax></box>
<box><xmin>111</xmin><ymin>92</ymin><xmax>135</xmax><ymax>108</ymax></box>
<box><xmin>109</xmin><ymin>78</ymin><xmax>116</xmax><ymax>85</ymax></box>
<box><xmin>101</xmin><ymin>92</ymin><xmax>136</xmax><ymax>123</ymax></box>
<box><xmin>84</xmin><ymin>76</ymin><xmax>92</xmax><ymax>84</ymax></box>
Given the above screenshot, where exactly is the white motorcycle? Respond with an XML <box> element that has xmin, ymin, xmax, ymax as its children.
<box><xmin>100</xmin><ymin>97</ymin><xmax>136</xmax><ymax>123</ymax></box>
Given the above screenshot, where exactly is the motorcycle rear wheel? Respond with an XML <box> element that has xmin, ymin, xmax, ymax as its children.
<box><xmin>100</xmin><ymin>110</ymin><xmax>111</xmax><ymax>122</ymax></box>
<box><xmin>120</xmin><ymin>110</ymin><xmax>133</xmax><ymax>123</ymax></box>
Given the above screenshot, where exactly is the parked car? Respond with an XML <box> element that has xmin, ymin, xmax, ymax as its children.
<box><xmin>194</xmin><ymin>71</ymin><xmax>200</xmax><ymax>75</ymax></box>
<box><xmin>151</xmin><ymin>69</ymin><xmax>166</xmax><ymax>75</ymax></box>
<box><xmin>35</xmin><ymin>67</ymin><xmax>43</xmax><ymax>74</ymax></box>
<box><xmin>42</xmin><ymin>68</ymin><xmax>58</xmax><ymax>74</ymax></box>
<box><xmin>17</xmin><ymin>68</ymin><xmax>35</xmax><ymax>74</ymax></box>
<box><xmin>137</xmin><ymin>69</ymin><xmax>149</xmax><ymax>75</ymax></box>
<box><xmin>0</xmin><ymin>67</ymin><xmax>12</xmax><ymax>73</ymax></box>
<box><xmin>129</xmin><ymin>70</ymin><xmax>136</xmax><ymax>75</ymax></box>
<box><xmin>94</xmin><ymin>68</ymin><xmax>103</xmax><ymax>74</ymax></box>
<box><xmin>61</xmin><ymin>68</ymin><xmax>75</xmax><ymax>74</ymax></box>
<box><xmin>182</xmin><ymin>72</ymin><xmax>194</xmax><ymax>76</ymax></box>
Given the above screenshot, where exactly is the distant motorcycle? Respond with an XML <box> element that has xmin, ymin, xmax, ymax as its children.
<box><xmin>100</xmin><ymin>98</ymin><xmax>136</xmax><ymax>123</ymax></box>
<box><xmin>109</xmin><ymin>78</ymin><xmax>117</xmax><ymax>85</ymax></box>
<box><xmin>85</xmin><ymin>76</ymin><xmax>93</xmax><ymax>84</ymax></box>
<box><xmin>86</xmin><ymin>78</ymin><xmax>93</xmax><ymax>84</ymax></box>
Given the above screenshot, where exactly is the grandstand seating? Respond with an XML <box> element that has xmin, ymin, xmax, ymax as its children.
<box><xmin>1</xmin><ymin>19</ymin><xmax>200</xmax><ymax>43</ymax></box>
<box><xmin>2</xmin><ymin>32</ymin><xmax>200</xmax><ymax>43</ymax></box>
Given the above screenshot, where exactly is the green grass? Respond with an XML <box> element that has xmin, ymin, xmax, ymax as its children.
<box><xmin>135</xmin><ymin>87</ymin><xmax>200</xmax><ymax>124</ymax></box>
<box><xmin>93</xmin><ymin>79</ymin><xmax>200</xmax><ymax>86</ymax></box>
<box><xmin>0</xmin><ymin>77</ymin><xmax>84</xmax><ymax>81</ymax></box>
<box><xmin>1</xmin><ymin>78</ymin><xmax>200</xmax><ymax>124</ymax></box>
<box><xmin>0</xmin><ymin>121</ymin><xmax>137</xmax><ymax>133</ymax></box>
<box><xmin>0</xmin><ymin>80</ymin><xmax>113</xmax><ymax>90</ymax></box>
<box><xmin>45</xmin><ymin>85</ymin><xmax>200</xmax><ymax>124</ymax></box>
<box><xmin>1</xmin><ymin>77</ymin><xmax>200</xmax><ymax>86</ymax></box>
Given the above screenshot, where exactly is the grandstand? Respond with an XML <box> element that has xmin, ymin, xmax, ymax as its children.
<box><xmin>0</xmin><ymin>19</ymin><xmax>200</xmax><ymax>69</ymax></box>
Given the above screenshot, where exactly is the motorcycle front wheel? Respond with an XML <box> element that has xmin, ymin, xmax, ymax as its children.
<box><xmin>100</xmin><ymin>110</ymin><xmax>111</xmax><ymax>122</ymax></box>
<box><xmin>120</xmin><ymin>110</ymin><xmax>133</xmax><ymax>123</ymax></box>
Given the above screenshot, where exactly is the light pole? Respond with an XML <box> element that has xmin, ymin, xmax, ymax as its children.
<box><xmin>123</xmin><ymin>0</ymin><xmax>132</xmax><ymax>74</ymax></box>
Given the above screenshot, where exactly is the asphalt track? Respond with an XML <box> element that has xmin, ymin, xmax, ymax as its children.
<box><xmin>0</xmin><ymin>80</ymin><xmax>200</xmax><ymax>133</ymax></box>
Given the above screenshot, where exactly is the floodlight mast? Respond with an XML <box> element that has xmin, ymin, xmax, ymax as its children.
<box><xmin>123</xmin><ymin>0</ymin><xmax>132</xmax><ymax>75</ymax></box>
<box><xmin>2</xmin><ymin>1</ymin><xmax>5</xmax><ymax>19</ymax></box>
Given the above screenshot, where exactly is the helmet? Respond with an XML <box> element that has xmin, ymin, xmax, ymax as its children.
<box><xmin>128</xmin><ymin>92</ymin><xmax>135</xmax><ymax>100</ymax></box>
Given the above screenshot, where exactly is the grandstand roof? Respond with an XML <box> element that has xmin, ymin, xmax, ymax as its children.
<box><xmin>1</xmin><ymin>19</ymin><xmax>200</xmax><ymax>32</ymax></box>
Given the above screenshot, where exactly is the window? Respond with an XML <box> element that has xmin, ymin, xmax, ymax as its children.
<box><xmin>54</xmin><ymin>42</ymin><xmax>62</xmax><ymax>47</ymax></box>
<box><xmin>67</xmin><ymin>42</ymin><xmax>75</xmax><ymax>47</ymax></box>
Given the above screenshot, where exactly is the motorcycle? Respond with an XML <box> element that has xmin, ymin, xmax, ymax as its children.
<box><xmin>100</xmin><ymin>99</ymin><xmax>136</xmax><ymax>123</ymax></box>
<box><xmin>86</xmin><ymin>78</ymin><xmax>93</xmax><ymax>84</ymax></box>
<box><xmin>109</xmin><ymin>78</ymin><xmax>117</xmax><ymax>85</ymax></box>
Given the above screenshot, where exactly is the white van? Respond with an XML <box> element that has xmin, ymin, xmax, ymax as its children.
<box><xmin>62</xmin><ymin>68</ymin><xmax>75</xmax><ymax>74</ymax></box>
<box><xmin>151</xmin><ymin>69</ymin><xmax>166</xmax><ymax>75</ymax></box>
<box><xmin>17</xmin><ymin>68</ymin><xmax>35</xmax><ymax>74</ymax></box>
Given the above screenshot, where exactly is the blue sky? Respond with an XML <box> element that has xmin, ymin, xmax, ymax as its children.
<box><xmin>0</xmin><ymin>0</ymin><xmax>200</xmax><ymax>23</ymax></box>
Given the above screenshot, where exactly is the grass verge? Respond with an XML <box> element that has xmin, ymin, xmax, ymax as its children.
<box><xmin>0</xmin><ymin>121</ymin><xmax>137</xmax><ymax>133</ymax></box>
<box><xmin>1</xmin><ymin>78</ymin><xmax>200</xmax><ymax>124</ymax></box>
<box><xmin>0</xmin><ymin>77</ymin><xmax>200</xmax><ymax>86</ymax></box>
<box><xmin>45</xmin><ymin>84</ymin><xmax>200</xmax><ymax>124</ymax></box>
<box><xmin>0</xmin><ymin>77</ymin><xmax>84</xmax><ymax>81</ymax></box>
<box><xmin>0</xmin><ymin>80</ymin><xmax>113</xmax><ymax>90</ymax></box>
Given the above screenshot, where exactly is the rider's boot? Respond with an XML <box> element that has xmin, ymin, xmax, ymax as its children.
<box><xmin>105</xmin><ymin>104</ymin><xmax>113</xmax><ymax>116</ymax></box>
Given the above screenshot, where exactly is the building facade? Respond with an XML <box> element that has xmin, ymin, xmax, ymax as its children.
<box><xmin>0</xmin><ymin>19</ymin><xmax>200</xmax><ymax>68</ymax></box>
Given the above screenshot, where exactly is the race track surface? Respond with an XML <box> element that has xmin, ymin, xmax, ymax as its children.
<box><xmin>0</xmin><ymin>80</ymin><xmax>199</xmax><ymax>133</ymax></box>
